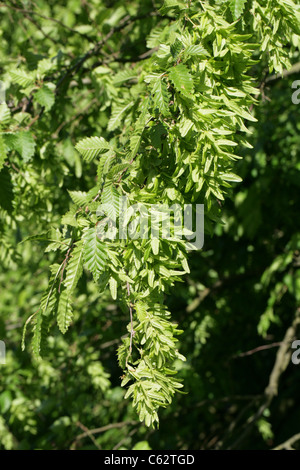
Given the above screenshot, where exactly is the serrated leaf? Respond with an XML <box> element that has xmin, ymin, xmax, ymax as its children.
<box><xmin>170</xmin><ymin>38</ymin><xmax>183</xmax><ymax>58</ymax></box>
<box><xmin>7</xmin><ymin>131</ymin><xmax>36</xmax><ymax>162</ymax></box>
<box><xmin>113</xmin><ymin>70</ymin><xmax>137</xmax><ymax>85</ymax></box>
<box><xmin>0</xmin><ymin>103</ymin><xmax>11</xmax><ymax>126</ymax></box>
<box><xmin>229</xmin><ymin>0</ymin><xmax>247</xmax><ymax>20</ymax></box>
<box><xmin>83</xmin><ymin>227</ymin><xmax>107</xmax><ymax>281</ymax></box>
<box><xmin>101</xmin><ymin>183</ymin><xmax>120</xmax><ymax>219</ymax></box>
<box><xmin>10</xmin><ymin>70</ymin><xmax>35</xmax><ymax>88</ymax></box>
<box><xmin>184</xmin><ymin>44</ymin><xmax>209</xmax><ymax>57</ymax></box>
<box><xmin>40</xmin><ymin>284</ymin><xmax>58</xmax><ymax>314</ymax></box>
<box><xmin>31</xmin><ymin>311</ymin><xmax>44</xmax><ymax>357</ymax></box>
<box><xmin>68</xmin><ymin>190</ymin><xmax>88</xmax><ymax>207</ymax></box>
<box><xmin>169</xmin><ymin>64</ymin><xmax>194</xmax><ymax>96</ymax></box>
<box><xmin>35</xmin><ymin>84</ymin><xmax>55</xmax><ymax>111</ymax></box>
<box><xmin>107</xmin><ymin>102</ymin><xmax>133</xmax><ymax>132</ymax></box>
<box><xmin>64</xmin><ymin>241</ymin><xmax>84</xmax><ymax>294</ymax></box>
<box><xmin>75</xmin><ymin>137</ymin><xmax>111</xmax><ymax>162</ymax></box>
<box><xmin>152</xmin><ymin>79</ymin><xmax>171</xmax><ymax>116</ymax></box>
<box><xmin>130</xmin><ymin>134</ymin><xmax>142</xmax><ymax>158</ymax></box>
<box><xmin>57</xmin><ymin>290</ymin><xmax>73</xmax><ymax>334</ymax></box>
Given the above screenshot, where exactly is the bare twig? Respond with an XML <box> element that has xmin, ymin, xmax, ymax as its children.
<box><xmin>0</xmin><ymin>2</ymin><xmax>94</xmax><ymax>41</ymax></box>
<box><xmin>186</xmin><ymin>270</ymin><xmax>261</xmax><ymax>313</ymax></box>
<box><xmin>75</xmin><ymin>421</ymin><xmax>101</xmax><ymax>450</ymax></box>
<box><xmin>73</xmin><ymin>420</ymin><xmax>137</xmax><ymax>443</ymax></box>
<box><xmin>273</xmin><ymin>432</ymin><xmax>300</xmax><ymax>450</ymax></box>
<box><xmin>227</xmin><ymin>308</ymin><xmax>300</xmax><ymax>450</ymax></box>
<box><xmin>266</xmin><ymin>61</ymin><xmax>300</xmax><ymax>83</ymax></box>
<box><xmin>55</xmin><ymin>12</ymin><xmax>163</xmax><ymax>92</ymax></box>
<box><xmin>113</xmin><ymin>427</ymin><xmax>138</xmax><ymax>450</ymax></box>
<box><xmin>232</xmin><ymin>342</ymin><xmax>284</xmax><ymax>358</ymax></box>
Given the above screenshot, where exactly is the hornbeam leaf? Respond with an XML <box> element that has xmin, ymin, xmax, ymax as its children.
<box><xmin>108</xmin><ymin>102</ymin><xmax>133</xmax><ymax>132</ymax></box>
<box><xmin>10</xmin><ymin>70</ymin><xmax>35</xmax><ymax>88</ymax></box>
<box><xmin>75</xmin><ymin>137</ymin><xmax>111</xmax><ymax>162</ymax></box>
<box><xmin>83</xmin><ymin>227</ymin><xmax>107</xmax><ymax>281</ymax></box>
<box><xmin>32</xmin><ymin>311</ymin><xmax>49</xmax><ymax>357</ymax></box>
<box><xmin>152</xmin><ymin>79</ymin><xmax>171</xmax><ymax>116</ymax></box>
<box><xmin>169</xmin><ymin>64</ymin><xmax>194</xmax><ymax>96</ymax></box>
<box><xmin>229</xmin><ymin>0</ymin><xmax>247</xmax><ymax>20</ymax></box>
<box><xmin>0</xmin><ymin>103</ymin><xmax>11</xmax><ymax>125</ymax></box>
<box><xmin>64</xmin><ymin>241</ymin><xmax>84</xmax><ymax>294</ymax></box>
<box><xmin>7</xmin><ymin>131</ymin><xmax>36</xmax><ymax>162</ymax></box>
<box><xmin>57</xmin><ymin>290</ymin><xmax>73</xmax><ymax>334</ymax></box>
<box><xmin>101</xmin><ymin>183</ymin><xmax>120</xmax><ymax>219</ymax></box>
<box><xmin>35</xmin><ymin>84</ymin><xmax>55</xmax><ymax>111</ymax></box>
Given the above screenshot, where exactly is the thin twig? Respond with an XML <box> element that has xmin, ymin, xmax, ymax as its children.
<box><xmin>75</xmin><ymin>421</ymin><xmax>101</xmax><ymax>450</ymax></box>
<box><xmin>227</xmin><ymin>308</ymin><xmax>300</xmax><ymax>450</ymax></box>
<box><xmin>55</xmin><ymin>12</ymin><xmax>162</xmax><ymax>92</ymax></box>
<box><xmin>0</xmin><ymin>2</ymin><xmax>94</xmax><ymax>41</ymax></box>
<box><xmin>73</xmin><ymin>420</ymin><xmax>137</xmax><ymax>442</ymax></box>
<box><xmin>273</xmin><ymin>432</ymin><xmax>300</xmax><ymax>450</ymax></box>
<box><xmin>113</xmin><ymin>427</ymin><xmax>138</xmax><ymax>450</ymax></box>
<box><xmin>232</xmin><ymin>342</ymin><xmax>284</xmax><ymax>358</ymax></box>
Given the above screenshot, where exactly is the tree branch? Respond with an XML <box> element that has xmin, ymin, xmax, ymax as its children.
<box><xmin>227</xmin><ymin>308</ymin><xmax>300</xmax><ymax>449</ymax></box>
<box><xmin>273</xmin><ymin>432</ymin><xmax>300</xmax><ymax>450</ymax></box>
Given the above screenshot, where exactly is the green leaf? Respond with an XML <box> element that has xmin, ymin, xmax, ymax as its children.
<box><xmin>151</xmin><ymin>238</ymin><xmax>159</xmax><ymax>255</ymax></box>
<box><xmin>219</xmin><ymin>172</ymin><xmax>243</xmax><ymax>183</ymax></box>
<box><xmin>229</xmin><ymin>0</ymin><xmax>247</xmax><ymax>20</ymax></box>
<box><xmin>107</xmin><ymin>102</ymin><xmax>133</xmax><ymax>132</ymax></box>
<box><xmin>184</xmin><ymin>44</ymin><xmax>209</xmax><ymax>57</ymax></box>
<box><xmin>0</xmin><ymin>103</ymin><xmax>11</xmax><ymax>126</ymax></box>
<box><xmin>57</xmin><ymin>290</ymin><xmax>73</xmax><ymax>334</ymax></box>
<box><xmin>113</xmin><ymin>70</ymin><xmax>137</xmax><ymax>85</ymax></box>
<box><xmin>130</xmin><ymin>134</ymin><xmax>142</xmax><ymax>159</ymax></box>
<box><xmin>152</xmin><ymin>79</ymin><xmax>171</xmax><ymax>116</ymax></box>
<box><xmin>7</xmin><ymin>131</ymin><xmax>36</xmax><ymax>162</ymax></box>
<box><xmin>10</xmin><ymin>70</ymin><xmax>35</xmax><ymax>88</ymax></box>
<box><xmin>35</xmin><ymin>84</ymin><xmax>55</xmax><ymax>111</ymax></box>
<box><xmin>109</xmin><ymin>276</ymin><xmax>118</xmax><ymax>300</ymax></box>
<box><xmin>83</xmin><ymin>227</ymin><xmax>107</xmax><ymax>281</ymax></box>
<box><xmin>101</xmin><ymin>183</ymin><xmax>120</xmax><ymax>219</ymax></box>
<box><xmin>68</xmin><ymin>190</ymin><xmax>88</xmax><ymax>207</ymax></box>
<box><xmin>170</xmin><ymin>38</ymin><xmax>183</xmax><ymax>58</ymax></box>
<box><xmin>32</xmin><ymin>311</ymin><xmax>50</xmax><ymax>357</ymax></box>
<box><xmin>75</xmin><ymin>137</ymin><xmax>111</xmax><ymax>162</ymax></box>
<box><xmin>64</xmin><ymin>241</ymin><xmax>84</xmax><ymax>294</ymax></box>
<box><xmin>169</xmin><ymin>64</ymin><xmax>194</xmax><ymax>96</ymax></box>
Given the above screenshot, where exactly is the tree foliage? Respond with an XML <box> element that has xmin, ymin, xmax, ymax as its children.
<box><xmin>0</xmin><ymin>0</ymin><xmax>300</xmax><ymax>449</ymax></box>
